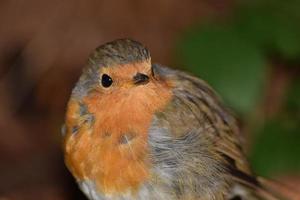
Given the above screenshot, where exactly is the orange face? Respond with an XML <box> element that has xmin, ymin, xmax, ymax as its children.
<box><xmin>63</xmin><ymin>61</ymin><xmax>172</xmax><ymax>195</ymax></box>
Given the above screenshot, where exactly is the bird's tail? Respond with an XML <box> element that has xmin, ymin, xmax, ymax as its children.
<box><xmin>229</xmin><ymin>166</ymin><xmax>300</xmax><ymax>200</ymax></box>
<box><xmin>232</xmin><ymin>176</ymin><xmax>300</xmax><ymax>200</ymax></box>
<box><xmin>254</xmin><ymin>177</ymin><xmax>300</xmax><ymax>200</ymax></box>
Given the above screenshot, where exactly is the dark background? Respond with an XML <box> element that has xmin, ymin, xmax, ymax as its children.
<box><xmin>0</xmin><ymin>0</ymin><xmax>299</xmax><ymax>199</ymax></box>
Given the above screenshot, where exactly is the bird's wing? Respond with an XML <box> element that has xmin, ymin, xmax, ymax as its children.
<box><xmin>150</xmin><ymin>64</ymin><xmax>295</xmax><ymax>200</ymax></box>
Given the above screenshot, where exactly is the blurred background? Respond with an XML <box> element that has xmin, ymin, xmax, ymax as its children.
<box><xmin>0</xmin><ymin>0</ymin><xmax>299</xmax><ymax>199</ymax></box>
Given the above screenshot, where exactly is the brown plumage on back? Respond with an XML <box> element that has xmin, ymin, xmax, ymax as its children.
<box><xmin>63</xmin><ymin>39</ymin><xmax>297</xmax><ymax>200</ymax></box>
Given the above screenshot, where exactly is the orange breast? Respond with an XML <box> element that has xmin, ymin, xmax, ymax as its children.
<box><xmin>64</xmin><ymin>80</ymin><xmax>172</xmax><ymax>195</ymax></box>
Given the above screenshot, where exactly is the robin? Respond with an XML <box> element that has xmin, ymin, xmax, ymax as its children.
<box><xmin>63</xmin><ymin>39</ymin><xmax>295</xmax><ymax>200</ymax></box>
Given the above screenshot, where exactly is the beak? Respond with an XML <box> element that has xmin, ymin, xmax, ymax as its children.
<box><xmin>133</xmin><ymin>73</ymin><xmax>149</xmax><ymax>85</ymax></box>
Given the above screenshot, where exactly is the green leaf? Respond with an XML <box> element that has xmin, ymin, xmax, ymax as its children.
<box><xmin>250</xmin><ymin>120</ymin><xmax>300</xmax><ymax>176</ymax></box>
<box><xmin>273</xmin><ymin>17</ymin><xmax>300</xmax><ymax>59</ymax></box>
<box><xmin>177</xmin><ymin>24</ymin><xmax>266</xmax><ymax>115</ymax></box>
<box><xmin>234</xmin><ymin>5</ymin><xmax>300</xmax><ymax>60</ymax></box>
<box><xmin>234</xmin><ymin>7</ymin><xmax>279</xmax><ymax>48</ymax></box>
<box><xmin>285</xmin><ymin>79</ymin><xmax>300</xmax><ymax>121</ymax></box>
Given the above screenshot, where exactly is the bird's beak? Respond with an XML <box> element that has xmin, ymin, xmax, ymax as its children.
<box><xmin>133</xmin><ymin>73</ymin><xmax>149</xmax><ymax>85</ymax></box>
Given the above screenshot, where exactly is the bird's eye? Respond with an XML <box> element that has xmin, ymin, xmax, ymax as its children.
<box><xmin>101</xmin><ymin>74</ymin><xmax>113</xmax><ymax>88</ymax></box>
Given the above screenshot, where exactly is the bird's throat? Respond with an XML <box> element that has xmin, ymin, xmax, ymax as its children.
<box><xmin>64</xmin><ymin>81</ymin><xmax>172</xmax><ymax>195</ymax></box>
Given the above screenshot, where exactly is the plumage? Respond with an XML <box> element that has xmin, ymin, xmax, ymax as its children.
<box><xmin>63</xmin><ymin>39</ymin><xmax>296</xmax><ymax>200</ymax></box>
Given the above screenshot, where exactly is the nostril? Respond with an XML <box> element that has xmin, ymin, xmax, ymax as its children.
<box><xmin>133</xmin><ymin>73</ymin><xmax>149</xmax><ymax>85</ymax></box>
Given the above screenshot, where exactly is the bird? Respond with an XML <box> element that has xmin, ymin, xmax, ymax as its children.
<box><xmin>62</xmin><ymin>39</ymin><xmax>296</xmax><ymax>200</ymax></box>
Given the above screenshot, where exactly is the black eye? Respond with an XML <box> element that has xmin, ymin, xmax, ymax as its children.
<box><xmin>101</xmin><ymin>74</ymin><xmax>113</xmax><ymax>88</ymax></box>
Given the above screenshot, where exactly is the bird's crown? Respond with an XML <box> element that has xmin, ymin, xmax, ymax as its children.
<box><xmin>88</xmin><ymin>39</ymin><xmax>151</xmax><ymax>67</ymax></box>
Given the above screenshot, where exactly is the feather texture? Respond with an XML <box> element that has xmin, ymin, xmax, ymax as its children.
<box><xmin>63</xmin><ymin>39</ymin><xmax>297</xmax><ymax>200</ymax></box>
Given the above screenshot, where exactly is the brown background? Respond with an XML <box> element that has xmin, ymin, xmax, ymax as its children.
<box><xmin>1</xmin><ymin>0</ymin><xmax>299</xmax><ymax>199</ymax></box>
<box><xmin>0</xmin><ymin>1</ymin><xmax>233</xmax><ymax>199</ymax></box>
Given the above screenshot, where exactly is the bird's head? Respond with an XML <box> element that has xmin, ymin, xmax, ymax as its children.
<box><xmin>72</xmin><ymin>39</ymin><xmax>158</xmax><ymax>99</ymax></box>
